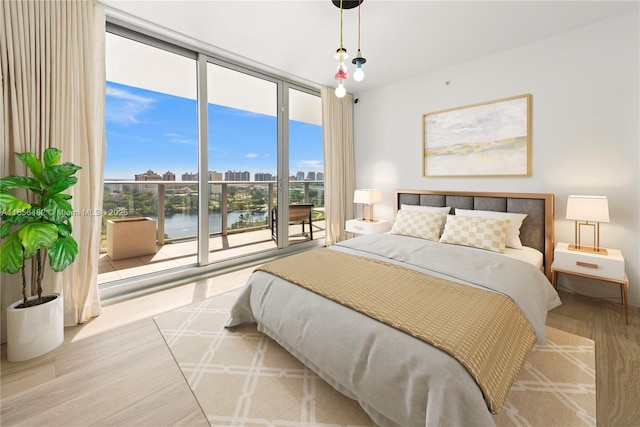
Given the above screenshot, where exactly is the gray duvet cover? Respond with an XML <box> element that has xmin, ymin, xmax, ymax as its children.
<box><xmin>225</xmin><ymin>234</ymin><xmax>561</xmax><ymax>426</ymax></box>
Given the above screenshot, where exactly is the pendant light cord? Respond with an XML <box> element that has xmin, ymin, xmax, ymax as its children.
<box><xmin>357</xmin><ymin>0</ymin><xmax>361</xmax><ymax>49</ymax></box>
<box><xmin>339</xmin><ymin>0</ymin><xmax>344</xmax><ymax>50</ymax></box>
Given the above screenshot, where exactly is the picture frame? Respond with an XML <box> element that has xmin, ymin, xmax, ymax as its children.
<box><xmin>422</xmin><ymin>94</ymin><xmax>531</xmax><ymax>177</ymax></box>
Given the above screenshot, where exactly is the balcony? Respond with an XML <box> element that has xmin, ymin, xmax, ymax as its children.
<box><xmin>98</xmin><ymin>180</ymin><xmax>325</xmax><ymax>285</ymax></box>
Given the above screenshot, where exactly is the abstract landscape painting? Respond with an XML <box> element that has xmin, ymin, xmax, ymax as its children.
<box><xmin>423</xmin><ymin>94</ymin><xmax>531</xmax><ymax>177</ymax></box>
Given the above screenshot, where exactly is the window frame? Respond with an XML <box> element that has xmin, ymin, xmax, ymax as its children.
<box><xmin>101</xmin><ymin>19</ymin><xmax>323</xmax><ymax>302</ymax></box>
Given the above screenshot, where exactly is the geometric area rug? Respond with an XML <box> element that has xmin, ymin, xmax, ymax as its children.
<box><xmin>154</xmin><ymin>291</ymin><xmax>596</xmax><ymax>427</ymax></box>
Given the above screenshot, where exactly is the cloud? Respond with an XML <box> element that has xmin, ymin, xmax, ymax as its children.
<box><xmin>245</xmin><ymin>153</ymin><xmax>258</xmax><ymax>158</ymax></box>
<box><xmin>107</xmin><ymin>86</ymin><xmax>155</xmax><ymax>103</ymax></box>
<box><xmin>297</xmin><ymin>160</ymin><xmax>323</xmax><ymax>168</ymax></box>
<box><xmin>164</xmin><ymin>132</ymin><xmax>194</xmax><ymax>145</ymax></box>
<box><xmin>105</xmin><ymin>85</ymin><xmax>156</xmax><ymax>125</ymax></box>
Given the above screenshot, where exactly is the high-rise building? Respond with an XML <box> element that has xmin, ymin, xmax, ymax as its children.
<box><xmin>316</xmin><ymin>172</ymin><xmax>324</xmax><ymax>181</ymax></box>
<box><xmin>181</xmin><ymin>172</ymin><xmax>198</xmax><ymax>181</ymax></box>
<box><xmin>135</xmin><ymin>169</ymin><xmax>161</xmax><ymax>181</ymax></box>
<box><xmin>306</xmin><ymin>171</ymin><xmax>316</xmax><ymax>181</ymax></box>
<box><xmin>163</xmin><ymin>171</ymin><xmax>176</xmax><ymax>181</ymax></box>
<box><xmin>208</xmin><ymin>171</ymin><xmax>223</xmax><ymax>195</ymax></box>
<box><xmin>134</xmin><ymin>169</ymin><xmax>161</xmax><ymax>191</ymax></box>
<box><xmin>208</xmin><ymin>171</ymin><xmax>222</xmax><ymax>181</ymax></box>
<box><xmin>254</xmin><ymin>172</ymin><xmax>273</xmax><ymax>181</ymax></box>
<box><xmin>225</xmin><ymin>170</ymin><xmax>250</xmax><ymax>181</ymax></box>
<box><xmin>296</xmin><ymin>171</ymin><xmax>305</xmax><ymax>181</ymax></box>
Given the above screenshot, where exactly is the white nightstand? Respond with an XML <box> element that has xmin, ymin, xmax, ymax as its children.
<box><xmin>551</xmin><ymin>242</ymin><xmax>628</xmax><ymax>324</ymax></box>
<box><xmin>345</xmin><ymin>218</ymin><xmax>391</xmax><ymax>235</ymax></box>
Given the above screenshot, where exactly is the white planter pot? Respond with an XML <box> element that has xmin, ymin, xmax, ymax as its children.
<box><xmin>7</xmin><ymin>293</ymin><xmax>64</xmax><ymax>362</ymax></box>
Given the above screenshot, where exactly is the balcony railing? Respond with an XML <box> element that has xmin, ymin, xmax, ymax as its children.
<box><xmin>101</xmin><ymin>180</ymin><xmax>325</xmax><ymax>249</ymax></box>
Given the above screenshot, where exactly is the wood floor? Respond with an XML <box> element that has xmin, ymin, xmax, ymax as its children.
<box><xmin>2</xmin><ymin>270</ymin><xmax>639</xmax><ymax>426</ymax></box>
<box><xmin>546</xmin><ymin>290</ymin><xmax>640</xmax><ymax>426</ymax></box>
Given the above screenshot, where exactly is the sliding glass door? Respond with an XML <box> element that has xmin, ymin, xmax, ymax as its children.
<box><xmin>206</xmin><ymin>62</ymin><xmax>278</xmax><ymax>260</ymax></box>
<box><xmin>103</xmin><ymin>31</ymin><xmax>199</xmax><ymax>282</ymax></box>
<box><xmin>288</xmin><ymin>88</ymin><xmax>325</xmax><ymax>244</ymax></box>
<box><xmin>101</xmin><ymin>25</ymin><xmax>323</xmax><ymax>289</ymax></box>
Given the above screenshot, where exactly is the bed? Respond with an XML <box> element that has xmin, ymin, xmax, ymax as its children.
<box><xmin>225</xmin><ymin>190</ymin><xmax>561</xmax><ymax>426</ymax></box>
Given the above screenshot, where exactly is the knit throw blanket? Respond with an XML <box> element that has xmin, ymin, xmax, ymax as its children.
<box><xmin>257</xmin><ymin>248</ymin><xmax>536</xmax><ymax>414</ymax></box>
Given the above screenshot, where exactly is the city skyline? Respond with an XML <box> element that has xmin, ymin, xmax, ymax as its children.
<box><xmin>105</xmin><ymin>81</ymin><xmax>323</xmax><ymax>180</ymax></box>
<box><xmin>107</xmin><ymin>168</ymin><xmax>324</xmax><ymax>182</ymax></box>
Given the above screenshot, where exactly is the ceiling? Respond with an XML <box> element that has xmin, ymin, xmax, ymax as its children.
<box><xmin>101</xmin><ymin>1</ymin><xmax>639</xmax><ymax>94</ymax></box>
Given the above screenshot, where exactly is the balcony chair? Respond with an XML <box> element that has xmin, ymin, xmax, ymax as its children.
<box><xmin>271</xmin><ymin>203</ymin><xmax>314</xmax><ymax>242</ymax></box>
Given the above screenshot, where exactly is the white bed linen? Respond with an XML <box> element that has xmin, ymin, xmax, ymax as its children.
<box><xmin>504</xmin><ymin>246</ymin><xmax>544</xmax><ymax>270</ymax></box>
<box><xmin>385</xmin><ymin>232</ymin><xmax>545</xmax><ymax>271</ymax></box>
<box><xmin>226</xmin><ymin>234</ymin><xmax>561</xmax><ymax>426</ymax></box>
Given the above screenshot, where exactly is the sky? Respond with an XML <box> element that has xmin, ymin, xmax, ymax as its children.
<box><xmin>105</xmin><ymin>81</ymin><xmax>323</xmax><ymax>181</ymax></box>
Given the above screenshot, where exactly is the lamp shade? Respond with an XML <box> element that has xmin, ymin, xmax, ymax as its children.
<box><xmin>566</xmin><ymin>195</ymin><xmax>610</xmax><ymax>222</ymax></box>
<box><xmin>353</xmin><ymin>189</ymin><xmax>382</xmax><ymax>204</ymax></box>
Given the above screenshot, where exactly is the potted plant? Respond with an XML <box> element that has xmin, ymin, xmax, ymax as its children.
<box><xmin>0</xmin><ymin>148</ymin><xmax>81</xmax><ymax>362</ymax></box>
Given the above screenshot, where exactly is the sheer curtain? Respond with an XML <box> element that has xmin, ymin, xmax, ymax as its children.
<box><xmin>0</xmin><ymin>0</ymin><xmax>105</xmax><ymax>331</ymax></box>
<box><xmin>321</xmin><ymin>87</ymin><xmax>355</xmax><ymax>246</ymax></box>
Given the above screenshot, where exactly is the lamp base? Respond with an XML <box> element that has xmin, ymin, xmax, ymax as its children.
<box><xmin>568</xmin><ymin>244</ymin><xmax>608</xmax><ymax>255</ymax></box>
<box><xmin>360</xmin><ymin>217</ymin><xmax>379</xmax><ymax>223</ymax></box>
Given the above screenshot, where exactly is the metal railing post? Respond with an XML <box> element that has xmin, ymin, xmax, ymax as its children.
<box><xmin>268</xmin><ymin>182</ymin><xmax>275</xmax><ymax>229</ymax></box>
<box><xmin>221</xmin><ymin>183</ymin><xmax>228</xmax><ymax>236</ymax></box>
<box><xmin>157</xmin><ymin>183</ymin><xmax>165</xmax><ymax>245</ymax></box>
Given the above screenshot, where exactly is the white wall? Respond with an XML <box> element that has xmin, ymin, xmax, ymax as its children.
<box><xmin>353</xmin><ymin>11</ymin><xmax>640</xmax><ymax>307</ymax></box>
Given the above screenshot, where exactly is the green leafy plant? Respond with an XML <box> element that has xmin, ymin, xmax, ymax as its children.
<box><xmin>0</xmin><ymin>148</ymin><xmax>81</xmax><ymax>308</ymax></box>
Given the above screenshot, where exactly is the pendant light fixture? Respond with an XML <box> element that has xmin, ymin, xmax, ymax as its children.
<box><xmin>352</xmin><ymin>0</ymin><xmax>366</xmax><ymax>82</ymax></box>
<box><xmin>332</xmin><ymin>0</ymin><xmax>365</xmax><ymax>98</ymax></box>
<box><xmin>334</xmin><ymin>0</ymin><xmax>348</xmax><ymax>98</ymax></box>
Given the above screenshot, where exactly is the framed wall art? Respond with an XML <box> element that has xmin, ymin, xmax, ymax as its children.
<box><xmin>423</xmin><ymin>94</ymin><xmax>531</xmax><ymax>177</ymax></box>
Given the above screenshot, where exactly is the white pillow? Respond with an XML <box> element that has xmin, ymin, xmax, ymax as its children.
<box><xmin>391</xmin><ymin>210</ymin><xmax>447</xmax><ymax>242</ymax></box>
<box><xmin>439</xmin><ymin>215</ymin><xmax>508</xmax><ymax>253</ymax></box>
<box><xmin>401</xmin><ymin>204</ymin><xmax>451</xmax><ymax>215</ymax></box>
<box><xmin>455</xmin><ymin>208</ymin><xmax>527</xmax><ymax>249</ymax></box>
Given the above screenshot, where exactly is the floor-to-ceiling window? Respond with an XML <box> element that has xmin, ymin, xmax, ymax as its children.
<box><xmin>101</xmin><ymin>30</ymin><xmax>199</xmax><ymax>284</ymax></box>
<box><xmin>99</xmin><ymin>25</ymin><xmax>323</xmax><ymax>290</ymax></box>
<box><xmin>206</xmin><ymin>62</ymin><xmax>277</xmax><ymax>259</ymax></box>
<box><xmin>288</xmin><ymin>87</ymin><xmax>325</xmax><ymax>242</ymax></box>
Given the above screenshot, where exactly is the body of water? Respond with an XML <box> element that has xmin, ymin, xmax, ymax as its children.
<box><xmin>151</xmin><ymin>210</ymin><xmax>269</xmax><ymax>239</ymax></box>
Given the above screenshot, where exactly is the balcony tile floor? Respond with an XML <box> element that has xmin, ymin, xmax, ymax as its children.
<box><xmin>98</xmin><ymin>224</ymin><xmax>325</xmax><ymax>285</ymax></box>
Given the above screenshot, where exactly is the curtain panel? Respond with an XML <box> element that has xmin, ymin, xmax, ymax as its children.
<box><xmin>0</xmin><ymin>0</ymin><xmax>105</xmax><ymax>331</ymax></box>
<box><xmin>321</xmin><ymin>87</ymin><xmax>355</xmax><ymax>246</ymax></box>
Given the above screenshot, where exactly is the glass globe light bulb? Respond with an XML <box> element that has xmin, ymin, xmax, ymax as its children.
<box><xmin>351</xmin><ymin>50</ymin><xmax>367</xmax><ymax>82</ymax></box>
<box><xmin>353</xmin><ymin>67</ymin><xmax>364</xmax><ymax>82</ymax></box>
<box><xmin>335</xmin><ymin>82</ymin><xmax>346</xmax><ymax>98</ymax></box>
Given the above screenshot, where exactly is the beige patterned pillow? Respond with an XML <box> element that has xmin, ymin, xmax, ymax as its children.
<box><xmin>455</xmin><ymin>208</ymin><xmax>527</xmax><ymax>249</ymax></box>
<box><xmin>439</xmin><ymin>215</ymin><xmax>508</xmax><ymax>253</ymax></box>
<box><xmin>391</xmin><ymin>210</ymin><xmax>446</xmax><ymax>241</ymax></box>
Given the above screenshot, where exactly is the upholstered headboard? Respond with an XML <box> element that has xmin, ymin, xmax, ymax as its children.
<box><xmin>395</xmin><ymin>190</ymin><xmax>555</xmax><ymax>280</ymax></box>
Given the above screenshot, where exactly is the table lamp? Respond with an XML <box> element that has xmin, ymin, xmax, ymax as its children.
<box><xmin>353</xmin><ymin>189</ymin><xmax>382</xmax><ymax>222</ymax></box>
<box><xmin>565</xmin><ymin>195</ymin><xmax>609</xmax><ymax>255</ymax></box>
